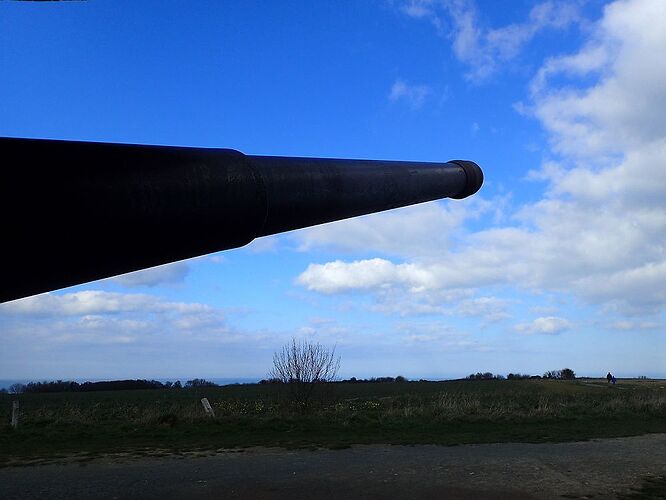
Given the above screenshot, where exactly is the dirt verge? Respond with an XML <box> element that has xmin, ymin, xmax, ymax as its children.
<box><xmin>1</xmin><ymin>434</ymin><xmax>665</xmax><ymax>499</ymax></box>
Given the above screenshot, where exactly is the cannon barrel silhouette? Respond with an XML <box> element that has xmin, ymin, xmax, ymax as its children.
<box><xmin>1</xmin><ymin>137</ymin><xmax>483</xmax><ymax>302</ymax></box>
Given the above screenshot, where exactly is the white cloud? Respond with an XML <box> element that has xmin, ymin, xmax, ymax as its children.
<box><xmin>172</xmin><ymin>312</ymin><xmax>227</xmax><ymax>333</ymax></box>
<box><xmin>530</xmin><ymin>305</ymin><xmax>559</xmax><ymax>315</ymax></box>
<box><xmin>389</xmin><ymin>79</ymin><xmax>431</xmax><ymax>109</ymax></box>
<box><xmin>608</xmin><ymin>320</ymin><xmax>659</xmax><ymax>331</ymax></box>
<box><xmin>400</xmin><ymin>0</ymin><xmax>440</xmax><ymax>25</ymax></box>
<box><xmin>514</xmin><ymin>316</ymin><xmax>571</xmax><ymax>335</ymax></box>
<box><xmin>369</xmin><ymin>287</ymin><xmax>472</xmax><ymax>317</ymax></box>
<box><xmin>486</xmin><ymin>1</ymin><xmax>580</xmax><ymax>58</ymax></box>
<box><xmin>298</xmin><ymin>259</ymin><xmax>511</xmax><ymax>321</ymax></box>
<box><xmin>77</xmin><ymin>315</ymin><xmax>148</xmax><ymax>332</ymax></box>
<box><xmin>529</xmin><ymin>0</ymin><xmax>666</xmax><ymax>157</ymax></box>
<box><xmin>1</xmin><ymin>290</ymin><xmax>211</xmax><ymax>317</ymax></box>
<box><xmin>246</xmin><ymin>235</ymin><xmax>279</xmax><ymax>253</ymax></box>
<box><xmin>401</xmin><ymin>0</ymin><xmax>581</xmax><ymax>81</ymax></box>
<box><xmin>297</xmin><ymin>326</ymin><xmax>316</xmax><ymax>336</ymax></box>
<box><xmin>113</xmin><ymin>262</ymin><xmax>190</xmax><ymax>287</ymax></box>
<box><xmin>292</xmin><ymin>318</ymin><xmax>353</xmax><ymax>345</ymax></box>
<box><xmin>296</xmin><ymin>0</ymin><xmax>666</xmax><ymax>318</ymax></box>
<box><xmin>296</xmin><ymin>200</ymin><xmax>484</xmax><ymax>260</ymax></box>
<box><xmin>455</xmin><ymin>296</ymin><xmax>510</xmax><ymax>322</ymax></box>
<box><xmin>297</xmin><ymin>258</ymin><xmax>429</xmax><ymax>294</ymax></box>
<box><xmin>396</xmin><ymin>321</ymin><xmax>488</xmax><ymax>350</ymax></box>
<box><xmin>0</xmin><ymin>290</ymin><xmax>237</xmax><ymax>347</ymax></box>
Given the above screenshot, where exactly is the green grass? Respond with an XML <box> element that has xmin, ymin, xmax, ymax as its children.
<box><xmin>1</xmin><ymin>378</ymin><xmax>665</xmax><ymax>465</ymax></box>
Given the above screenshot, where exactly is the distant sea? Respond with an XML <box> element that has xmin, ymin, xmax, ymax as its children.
<box><xmin>0</xmin><ymin>377</ymin><xmax>261</xmax><ymax>390</ymax></box>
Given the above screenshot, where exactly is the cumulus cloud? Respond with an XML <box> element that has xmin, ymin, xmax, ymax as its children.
<box><xmin>401</xmin><ymin>0</ymin><xmax>581</xmax><ymax>81</ymax></box>
<box><xmin>298</xmin><ymin>258</ymin><xmax>419</xmax><ymax>294</ymax></box>
<box><xmin>297</xmin><ymin>248</ymin><xmax>525</xmax><ymax>296</ymax></box>
<box><xmin>514</xmin><ymin>316</ymin><xmax>571</xmax><ymax>335</ymax></box>
<box><xmin>113</xmin><ymin>262</ymin><xmax>190</xmax><ymax>288</ymax></box>
<box><xmin>296</xmin><ymin>196</ymin><xmax>491</xmax><ymax>260</ymax></box>
<box><xmin>297</xmin><ymin>0</ymin><xmax>666</xmax><ymax>318</ymax></box>
<box><xmin>389</xmin><ymin>79</ymin><xmax>431</xmax><ymax>109</ymax></box>
<box><xmin>528</xmin><ymin>0</ymin><xmax>666</xmax><ymax>157</ymax></box>
<box><xmin>298</xmin><ymin>259</ymin><xmax>511</xmax><ymax>321</ymax></box>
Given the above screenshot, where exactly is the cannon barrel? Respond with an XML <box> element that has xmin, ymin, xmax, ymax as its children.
<box><xmin>1</xmin><ymin>137</ymin><xmax>483</xmax><ymax>302</ymax></box>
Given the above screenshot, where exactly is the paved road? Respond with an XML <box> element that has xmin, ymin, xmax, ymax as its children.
<box><xmin>2</xmin><ymin>434</ymin><xmax>666</xmax><ymax>499</ymax></box>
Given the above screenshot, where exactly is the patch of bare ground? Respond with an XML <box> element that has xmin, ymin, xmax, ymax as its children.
<box><xmin>1</xmin><ymin>434</ymin><xmax>665</xmax><ymax>499</ymax></box>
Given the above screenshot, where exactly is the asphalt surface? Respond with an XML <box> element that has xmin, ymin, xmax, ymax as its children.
<box><xmin>2</xmin><ymin>434</ymin><xmax>666</xmax><ymax>499</ymax></box>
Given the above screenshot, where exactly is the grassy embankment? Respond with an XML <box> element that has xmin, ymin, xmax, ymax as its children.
<box><xmin>1</xmin><ymin>378</ymin><xmax>665</xmax><ymax>465</ymax></box>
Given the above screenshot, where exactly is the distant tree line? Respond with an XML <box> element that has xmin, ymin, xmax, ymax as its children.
<box><xmin>260</xmin><ymin>369</ymin><xmax>580</xmax><ymax>385</ymax></box>
<box><xmin>543</xmin><ymin>368</ymin><xmax>576</xmax><ymax>380</ymax></box>
<box><xmin>467</xmin><ymin>372</ymin><xmax>505</xmax><ymax>380</ymax></box>
<box><xmin>1</xmin><ymin>368</ymin><xmax>581</xmax><ymax>395</ymax></box>
<box><xmin>466</xmin><ymin>368</ymin><xmax>576</xmax><ymax>381</ymax></box>
<box><xmin>340</xmin><ymin>375</ymin><xmax>408</xmax><ymax>383</ymax></box>
<box><xmin>259</xmin><ymin>375</ymin><xmax>409</xmax><ymax>385</ymax></box>
<box><xmin>3</xmin><ymin>378</ymin><xmax>218</xmax><ymax>394</ymax></box>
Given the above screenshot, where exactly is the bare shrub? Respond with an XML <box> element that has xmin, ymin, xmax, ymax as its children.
<box><xmin>269</xmin><ymin>338</ymin><xmax>340</xmax><ymax>411</ymax></box>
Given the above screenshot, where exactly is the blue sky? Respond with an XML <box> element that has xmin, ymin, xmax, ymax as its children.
<box><xmin>1</xmin><ymin>0</ymin><xmax>665</xmax><ymax>381</ymax></box>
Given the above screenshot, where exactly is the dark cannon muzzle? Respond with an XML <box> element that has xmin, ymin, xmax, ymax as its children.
<box><xmin>1</xmin><ymin>138</ymin><xmax>483</xmax><ymax>302</ymax></box>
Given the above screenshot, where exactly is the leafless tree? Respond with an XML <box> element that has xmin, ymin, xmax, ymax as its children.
<box><xmin>269</xmin><ymin>338</ymin><xmax>340</xmax><ymax>410</ymax></box>
<box><xmin>8</xmin><ymin>383</ymin><xmax>25</xmax><ymax>395</ymax></box>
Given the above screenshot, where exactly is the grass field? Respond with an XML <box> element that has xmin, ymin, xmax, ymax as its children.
<box><xmin>2</xmin><ymin>378</ymin><xmax>666</xmax><ymax>465</ymax></box>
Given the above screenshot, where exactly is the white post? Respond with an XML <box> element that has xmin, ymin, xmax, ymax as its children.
<box><xmin>11</xmin><ymin>400</ymin><xmax>19</xmax><ymax>429</ymax></box>
<box><xmin>200</xmin><ymin>397</ymin><xmax>215</xmax><ymax>417</ymax></box>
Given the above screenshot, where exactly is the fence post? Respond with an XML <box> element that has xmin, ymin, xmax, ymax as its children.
<box><xmin>200</xmin><ymin>397</ymin><xmax>215</xmax><ymax>418</ymax></box>
<box><xmin>11</xmin><ymin>400</ymin><xmax>19</xmax><ymax>429</ymax></box>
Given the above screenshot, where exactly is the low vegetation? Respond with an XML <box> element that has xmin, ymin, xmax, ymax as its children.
<box><xmin>2</xmin><ymin>378</ymin><xmax>666</xmax><ymax>465</ymax></box>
